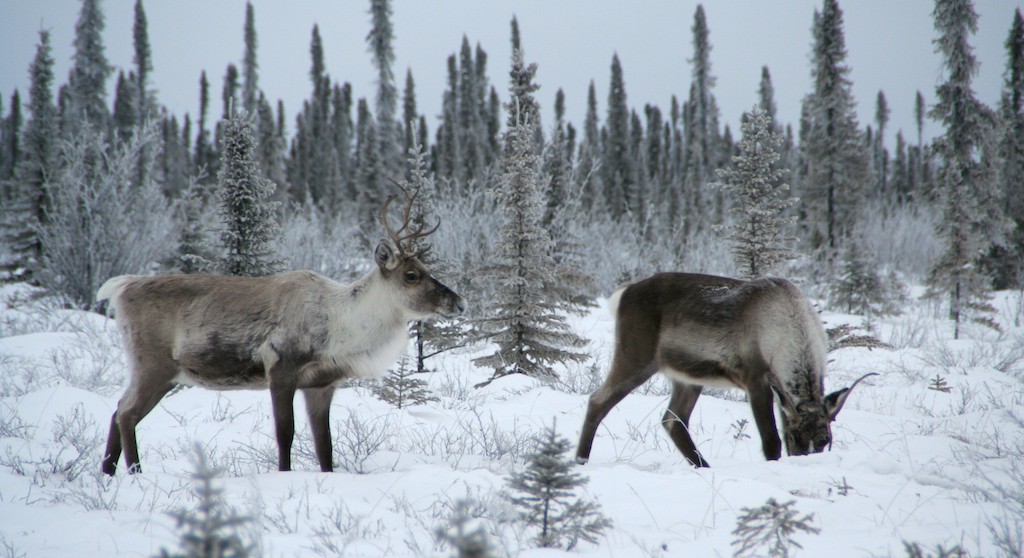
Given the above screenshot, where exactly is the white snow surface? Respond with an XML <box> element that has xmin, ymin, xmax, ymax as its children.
<box><xmin>0</xmin><ymin>282</ymin><xmax>1022</xmax><ymax>557</ymax></box>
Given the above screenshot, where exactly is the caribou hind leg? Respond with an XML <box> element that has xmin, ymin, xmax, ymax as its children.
<box><xmin>576</xmin><ymin>358</ymin><xmax>659</xmax><ymax>464</ymax></box>
<box><xmin>101</xmin><ymin>412</ymin><xmax>122</xmax><ymax>475</ymax></box>
<box><xmin>104</xmin><ymin>370</ymin><xmax>175</xmax><ymax>475</ymax></box>
<box><xmin>662</xmin><ymin>382</ymin><xmax>709</xmax><ymax>467</ymax></box>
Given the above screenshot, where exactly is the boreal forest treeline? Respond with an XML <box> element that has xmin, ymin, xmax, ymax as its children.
<box><xmin>1</xmin><ymin>0</ymin><xmax>1022</xmax><ymax>353</ymax></box>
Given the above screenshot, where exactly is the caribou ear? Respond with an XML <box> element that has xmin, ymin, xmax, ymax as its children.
<box><xmin>374</xmin><ymin>238</ymin><xmax>401</xmax><ymax>271</ymax></box>
<box><xmin>768</xmin><ymin>376</ymin><xmax>801</xmax><ymax>427</ymax></box>
<box><xmin>826</xmin><ymin>372</ymin><xmax>878</xmax><ymax>421</ymax></box>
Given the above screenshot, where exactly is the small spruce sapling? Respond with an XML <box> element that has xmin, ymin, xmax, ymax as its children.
<box><xmin>373</xmin><ymin>356</ymin><xmax>438</xmax><ymax>409</ymax></box>
<box><xmin>928</xmin><ymin>374</ymin><xmax>953</xmax><ymax>393</ymax></box>
<box><xmin>902</xmin><ymin>541</ymin><xmax>967</xmax><ymax>558</ymax></box>
<box><xmin>825</xmin><ymin>323</ymin><xmax>891</xmax><ymax>352</ymax></box>
<box><xmin>731</xmin><ymin>498</ymin><xmax>820</xmax><ymax>558</ymax></box>
<box><xmin>434</xmin><ymin>499</ymin><xmax>497</xmax><ymax>558</ymax></box>
<box><xmin>158</xmin><ymin>445</ymin><xmax>254</xmax><ymax>558</ymax></box>
<box><xmin>505</xmin><ymin>420</ymin><xmax>611</xmax><ymax>550</ymax></box>
<box><xmin>829</xmin><ymin>239</ymin><xmax>904</xmax><ymax>318</ymax></box>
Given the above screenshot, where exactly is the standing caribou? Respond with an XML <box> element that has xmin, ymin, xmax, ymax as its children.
<box><xmin>576</xmin><ymin>272</ymin><xmax>875</xmax><ymax>468</ymax></box>
<box><xmin>98</xmin><ymin>189</ymin><xmax>464</xmax><ymax>475</ymax></box>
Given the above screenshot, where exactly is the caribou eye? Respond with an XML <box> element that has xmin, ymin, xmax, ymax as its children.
<box><xmin>404</xmin><ymin>271</ymin><xmax>420</xmax><ymax>282</ymax></box>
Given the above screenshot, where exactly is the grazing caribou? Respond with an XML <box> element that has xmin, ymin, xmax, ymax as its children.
<box><xmin>99</xmin><ymin>189</ymin><xmax>465</xmax><ymax>475</ymax></box>
<box><xmin>576</xmin><ymin>272</ymin><xmax>875</xmax><ymax>468</ymax></box>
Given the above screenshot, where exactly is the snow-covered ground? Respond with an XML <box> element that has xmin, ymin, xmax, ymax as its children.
<box><xmin>0</xmin><ymin>282</ymin><xmax>1022</xmax><ymax>557</ymax></box>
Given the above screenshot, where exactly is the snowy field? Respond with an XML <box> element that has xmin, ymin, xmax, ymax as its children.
<box><xmin>1</xmin><ymin>281</ymin><xmax>1022</xmax><ymax>557</ymax></box>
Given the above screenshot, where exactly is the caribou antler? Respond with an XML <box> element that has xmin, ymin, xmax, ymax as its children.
<box><xmin>379</xmin><ymin>180</ymin><xmax>440</xmax><ymax>255</ymax></box>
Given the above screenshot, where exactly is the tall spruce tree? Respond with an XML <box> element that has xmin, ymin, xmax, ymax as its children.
<box><xmin>603</xmin><ymin>53</ymin><xmax>634</xmax><ymax>219</ymax></box>
<box><xmin>927</xmin><ymin>0</ymin><xmax>1009</xmax><ymax>337</ymax></box>
<box><xmin>241</xmin><ymin>2</ymin><xmax>259</xmax><ymax>114</ymax></box>
<box><xmin>712</xmin><ymin>107</ymin><xmax>798</xmax><ymax>279</ymax></box>
<box><xmin>683</xmin><ymin>4</ymin><xmax>723</xmax><ymax>236</ymax></box>
<box><xmin>222</xmin><ymin>64</ymin><xmax>240</xmax><ymax>120</ymax></box>
<box><xmin>288</xmin><ymin>25</ymin><xmax>334</xmax><ymax>206</ymax></box>
<box><xmin>873</xmin><ymin>90</ymin><xmax>890</xmax><ymax>198</ymax></box>
<box><xmin>132</xmin><ymin>0</ymin><xmax>154</xmax><ymax>189</ymax></box>
<box><xmin>666</xmin><ymin>95</ymin><xmax>686</xmax><ymax>230</ymax></box>
<box><xmin>435</xmin><ymin>54</ymin><xmax>460</xmax><ymax>182</ymax></box>
<box><xmin>215</xmin><ymin>64</ymin><xmax>240</xmax><ymax>175</ymax></box>
<box><xmin>354</xmin><ymin>97</ymin><xmax>383</xmax><ymax>212</ymax></box>
<box><xmin>132</xmin><ymin>0</ymin><xmax>153</xmax><ymax>123</ymax></box>
<box><xmin>2</xmin><ymin>31</ymin><xmax>57</xmax><ymax>274</ymax></box>
<box><xmin>330</xmin><ymin>82</ymin><xmax>355</xmax><ymax>201</ymax></box>
<box><xmin>507</xmin><ymin>46</ymin><xmax>542</xmax><ymax>150</ymax></box>
<box><xmin>891</xmin><ymin>131</ymin><xmax>911</xmax><ymax>204</ymax></box>
<box><xmin>0</xmin><ymin>91</ymin><xmax>21</xmax><ymax>197</ymax></box>
<box><xmin>627</xmin><ymin>109</ymin><xmax>647</xmax><ymax>220</ymax></box>
<box><xmin>915</xmin><ymin>90</ymin><xmax>926</xmax><ymax>149</ymax></box>
<box><xmin>473</xmin><ymin>96</ymin><xmax>587</xmax><ymax>383</ymax></box>
<box><xmin>0</xmin><ymin>94</ymin><xmax>4</xmax><ymax>191</ymax></box>
<box><xmin>996</xmin><ymin>8</ymin><xmax>1024</xmax><ymax>288</ymax></box>
<box><xmin>402</xmin><ymin>68</ymin><xmax>419</xmax><ymax>161</ymax></box>
<box><xmin>368</xmin><ymin>0</ymin><xmax>399</xmax><ymax>177</ymax></box>
<box><xmin>194</xmin><ymin>71</ymin><xmax>216</xmax><ymax>176</ymax></box>
<box><xmin>643</xmin><ymin>104</ymin><xmax>665</xmax><ymax>198</ymax></box>
<box><xmin>112</xmin><ymin>71</ymin><xmax>137</xmax><ymax>142</ymax></box>
<box><xmin>800</xmin><ymin>0</ymin><xmax>869</xmax><ymax>256</ymax></box>
<box><xmin>216</xmin><ymin>108</ymin><xmax>283</xmax><ymax>277</ymax></box>
<box><xmin>543</xmin><ymin>89</ymin><xmax>572</xmax><ymax>228</ymax></box>
<box><xmin>477</xmin><ymin>44</ymin><xmax>500</xmax><ymax>171</ymax></box>
<box><xmin>758</xmin><ymin>66</ymin><xmax>779</xmax><ymax>129</ymax></box>
<box><xmin>576</xmin><ymin>81</ymin><xmax>603</xmax><ymax>212</ymax></box>
<box><xmin>457</xmin><ymin>36</ymin><xmax>484</xmax><ymax>185</ymax></box>
<box><xmin>66</xmin><ymin>0</ymin><xmax>112</xmax><ymax>134</ymax></box>
<box><xmin>160</xmin><ymin>115</ymin><xmax>190</xmax><ymax>197</ymax></box>
<box><xmin>256</xmin><ymin>93</ymin><xmax>285</xmax><ymax>198</ymax></box>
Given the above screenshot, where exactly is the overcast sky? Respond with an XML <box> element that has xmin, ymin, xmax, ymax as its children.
<box><xmin>0</xmin><ymin>0</ymin><xmax>1016</xmax><ymax>147</ymax></box>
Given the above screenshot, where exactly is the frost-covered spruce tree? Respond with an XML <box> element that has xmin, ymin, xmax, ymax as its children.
<box><xmin>731</xmin><ymin>498</ymin><xmax>820</xmax><ymax>558</ymax></box>
<box><xmin>712</xmin><ymin>107</ymin><xmax>798</xmax><ymax>279</ymax></box>
<box><xmin>506</xmin><ymin>421</ymin><xmax>611</xmax><ymax>550</ymax></box>
<box><xmin>926</xmin><ymin>0</ymin><xmax>1010</xmax><ymax>337</ymax></box>
<box><xmin>66</xmin><ymin>0</ymin><xmax>112</xmax><ymax>135</ymax></box>
<box><xmin>473</xmin><ymin>100</ymin><xmax>587</xmax><ymax>384</ymax></box>
<box><xmin>216</xmin><ymin>107</ymin><xmax>283</xmax><ymax>277</ymax></box>
<box><xmin>172</xmin><ymin>176</ymin><xmax>218</xmax><ymax>274</ymax></box>
<box><xmin>158</xmin><ymin>447</ymin><xmax>254</xmax><ymax>558</ymax></box>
